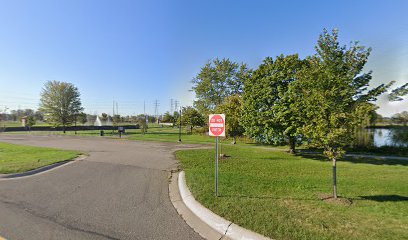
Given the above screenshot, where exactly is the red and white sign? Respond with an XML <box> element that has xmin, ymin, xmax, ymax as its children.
<box><xmin>209</xmin><ymin>114</ymin><xmax>225</xmax><ymax>137</ymax></box>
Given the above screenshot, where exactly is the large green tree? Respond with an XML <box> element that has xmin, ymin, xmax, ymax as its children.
<box><xmin>192</xmin><ymin>58</ymin><xmax>251</xmax><ymax>114</ymax></box>
<box><xmin>215</xmin><ymin>94</ymin><xmax>244</xmax><ymax>144</ymax></box>
<box><xmin>39</xmin><ymin>80</ymin><xmax>83</xmax><ymax>133</ymax></box>
<box><xmin>242</xmin><ymin>54</ymin><xmax>304</xmax><ymax>153</ymax></box>
<box><xmin>292</xmin><ymin>29</ymin><xmax>392</xmax><ymax>198</ymax></box>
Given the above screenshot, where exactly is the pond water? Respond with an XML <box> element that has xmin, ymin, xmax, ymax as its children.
<box><xmin>355</xmin><ymin>127</ymin><xmax>408</xmax><ymax>147</ymax></box>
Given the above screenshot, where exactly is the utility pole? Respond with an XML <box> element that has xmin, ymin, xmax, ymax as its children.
<box><xmin>178</xmin><ymin>106</ymin><xmax>182</xmax><ymax>142</ymax></box>
<box><xmin>112</xmin><ymin>100</ymin><xmax>115</xmax><ymax>116</ymax></box>
<box><xmin>174</xmin><ymin>100</ymin><xmax>179</xmax><ymax>113</ymax></box>
<box><xmin>112</xmin><ymin>100</ymin><xmax>115</xmax><ymax>134</ymax></box>
<box><xmin>144</xmin><ymin>100</ymin><xmax>147</xmax><ymax>124</ymax></box>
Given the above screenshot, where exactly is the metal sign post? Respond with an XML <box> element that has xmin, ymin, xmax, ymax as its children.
<box><xmin>215</xmin><ymin>136</ymin><xmax>219</xmax><ymax>196</ymax></box>
<box><xmin>209</xmin><ymin>114</ymin><xmax>225</xmax><ymax>197</ymax></box>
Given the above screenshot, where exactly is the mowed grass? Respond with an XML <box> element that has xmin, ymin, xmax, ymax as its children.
<box><xmin>0</xmin><ymin>142</ymin><xmax>80</xmax><ymax>174</ymax></box>
<box><xmin>127</xmin><ymin>126</ymin><xmax>220</xmax><ymax>144</ymax></box>
<box><xmin>177</xmin><ymin>145</ymin><xmax>408</xmax><ymax>240</ymax></box>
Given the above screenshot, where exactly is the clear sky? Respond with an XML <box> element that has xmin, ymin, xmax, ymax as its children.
<box><xmin>0</xmin><ymin>0</ymin><xmax>407</xmax><ymax>117</ymax></box>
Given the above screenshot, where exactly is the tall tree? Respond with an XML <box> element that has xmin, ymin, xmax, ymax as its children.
<box><xmin>39</xmin><ymin>80</ymin><xmax>83</xmax><ymax>133</ymax></box>
<box><xmin>242</xmin><ymin>54</ymin><xmax>304</xmax><ymax>153</ymax></box>
<box><xmin>192</xmin><ymin>58</ymin><xmax>251</xmax><ymax>114</ymax></box>
<box><xmin>292</xmin><ymin>29</ymin><xmax>392</xmax><ymax>199</ymax></box>
<box><xmin>216</xmin><ymin>95</ymin><xmax>244</xmax><ymax>144</ymax></box>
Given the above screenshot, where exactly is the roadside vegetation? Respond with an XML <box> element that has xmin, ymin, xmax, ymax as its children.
<box><xmin>0</xmin><ymin>27</ymin><xmax>407</xmax><ymax>239</ymax></box>
<box><xmin>177</xmin><ymin>146</ymin><xmax>408</xmax><ymax>240</ymax></box>
<box><xmin>0</xmin><ymin>142</ymin><xmax>80</xmax><ymax>174</ymax></box>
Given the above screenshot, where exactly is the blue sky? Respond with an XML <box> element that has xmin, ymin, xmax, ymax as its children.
<box><xmin>0</xmin><ymin>0</ymin><xmax>407</xmax><ymax>116</ymax></box>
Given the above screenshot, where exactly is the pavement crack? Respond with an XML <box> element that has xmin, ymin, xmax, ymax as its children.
<box><xmin>219</xmin><ymin>222</ymin><xmax>233</xmax><ymax>240</ymax></box>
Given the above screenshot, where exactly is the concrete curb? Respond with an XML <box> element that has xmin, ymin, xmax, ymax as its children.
<box><xmin>0</xmin><ymin>154</ymin><xmax>87</xmax><ymax>180</ymax></box>
<box><xmin>169</xmin><ymin>171</ymin><xmax>227</xmax><ymax>240</ymax></box>
<box><xmin>177</xmin><ymin>171</ymin><xmax>271</xmax><ymax>240</ymax></box>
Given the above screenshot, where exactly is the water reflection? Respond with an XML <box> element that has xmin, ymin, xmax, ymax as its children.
<box><xmin>355</xmin><ymin>127</ymin><xmax>408</xmax><ymax>147</ymax></box>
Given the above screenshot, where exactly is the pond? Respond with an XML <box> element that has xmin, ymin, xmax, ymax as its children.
<box><xmin>355</xmin><ymin>127</ymin><xmax>408</xmax><ymax>147</ymax></box>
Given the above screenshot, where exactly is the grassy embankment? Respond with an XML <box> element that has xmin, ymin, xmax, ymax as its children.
<box><xmin>177</xmin><ymin>145</ymin><xmax>408</xmax><ymax>240</ymax></box>
<box><xmin>0</xmin><ymin>142</ymin><xmax>80</xmax><ymax>174</ymax></box>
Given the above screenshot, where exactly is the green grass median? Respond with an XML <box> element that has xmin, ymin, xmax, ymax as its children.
<box><xmin>177</xmin><ymin>145</ymin><xmax>408</xmax><ymax>240</ymax></box>
<box><xmin>0</xmin><ymin>142</ymin><xmax>80</xmax><ymax>174</ymax></box>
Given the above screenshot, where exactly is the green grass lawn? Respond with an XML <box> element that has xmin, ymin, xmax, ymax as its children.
<box><xmin>0</xmin><ymin>121</ymin><xmax>50</xmax><ymax>127</ymax></box>
<box><xmin>0</xmin><ymin>142</ymin><xmax>80</xmax><ymax>174</ymax></box>
<box><xmin>127</xmin><ymin>126</ymin><xmax>217</xmax><ymax>144</ymax></box>
<box><xmin>126</xmin><ymin>125</ymin><xmax>257</xmax><ymax>145</ymax></box>
<box><xmin>177</xmin><ymin>145</ymin><xmax>408</xmax><ymax>240</ymax></box>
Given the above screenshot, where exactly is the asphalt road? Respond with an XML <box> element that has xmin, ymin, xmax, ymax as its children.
<box><xmin>0</xmin><ymin>134</ymin><xmax>204</xmax><ymax>240</ymax></box>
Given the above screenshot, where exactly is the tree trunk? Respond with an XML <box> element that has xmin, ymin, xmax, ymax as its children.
<box><xmin>232</xmin><ymin>135</ymin><xmax>237</xmax><ymax>144</ymax></box>
<box><xmin>332</xmin><ymin>156</ymin><xmax>337</xmax><ymax>199</ymax></box>
<box><xmin>288</xmin><ymin>136</ymin><xmax>296</xmax><ymax>154</ymax></box>
<box><xmin>63</xmin><ymin>125</ymin><xmax>66</xmax><ymax>134</ymax></box>
<box><xmin>190</xmin><ymin>126</ymin><xmax>193</xmax><ymax>135</ymax></box>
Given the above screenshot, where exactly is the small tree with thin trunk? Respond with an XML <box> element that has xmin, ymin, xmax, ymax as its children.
<box><xmin>179</xmin><ymin>106</ymin><xmax>205</xmax><ymax>134</ymax></box>
<box><xmin>292</xmin><ymin>29</ymin><xmax>392</xmax><ymax>199</ymax></box>
<box><xmin>39</xmin><ymin>80</ymin><xmax>83</xmax><ymax>133</ymax></box>
<box><xmin>27</xmin><ymin>116</ymin><xmax>36</xmax><ymax>131</ymax></box>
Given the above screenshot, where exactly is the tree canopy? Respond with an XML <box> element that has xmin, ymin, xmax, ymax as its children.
<box><xmin>215</xmin><ymin>94</ymin><xmax>244</xmax><ymax>144</ymax></box>
<box><xmin>192</xmin><ymin>58</ymin><xmax>251</xmax><ymax>114</ymax></box>
<box><xmin>291</xmin><ymin>29</ymin><xmax>392</xmax><ymax>198</ymax></box>
<box><xmin>179</xmin><ymin>106</ymin><xmax>205</xmax><ymax>134</ymax></box>
<box><xmin>389</xmin><ymin>83</ymin><xmax>408</xmax><ymax>101</ymax></box>
<box><xmin>242</xmin><ymin>54</ymin><xmax>304</xmax><ymax>153</ymax></box>
<box><xmin>39</xmin><ymin>80</ymin><xmax>83</xmax><ymax>132</ymax></box>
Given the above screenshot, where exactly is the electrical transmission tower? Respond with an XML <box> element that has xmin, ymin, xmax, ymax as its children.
<box><xmin>170</xmin><ymin>99</ymin><xmax>174</xmax><ymax>113</ymax></box>
<box><xmin>174</xmin><ymin>100</ymin><xmax>179</xmax><ymax>112</ymax></box>
<box><xmin>154</xmin><ymin>100</ymin><xmax>160</xmax><ymax>123</ymax></box>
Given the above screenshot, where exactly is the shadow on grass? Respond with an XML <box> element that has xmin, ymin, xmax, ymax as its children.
<box><xmin>358</xmin><ymin>195</ymin><xmax>408</xmax><ymax>202</ymax></box>
<box><xmin>295</xmin><ymin>153</ymin><xmax>408</xmax><ymax>166</ymax></box>
<box><xmin>217</xmin><ymin>194</ymin><xmax>317</xmax><ymax>201</ymax></box>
